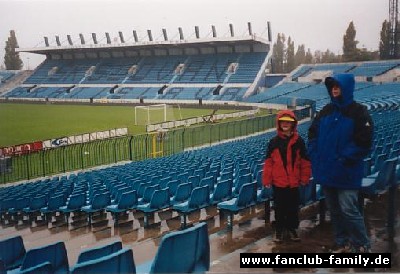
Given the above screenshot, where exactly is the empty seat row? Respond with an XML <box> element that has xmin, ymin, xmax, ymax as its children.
<box><xmin>0</xmin><ymin>222</ymin><xmax>210</xmax><ymax>274</ymax></box>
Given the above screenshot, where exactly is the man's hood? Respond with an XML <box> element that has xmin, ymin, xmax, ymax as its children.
<box><xmin>325</xmin><ymin>73</ymin><xmax>355</xmax><ymax>108</ymax></box>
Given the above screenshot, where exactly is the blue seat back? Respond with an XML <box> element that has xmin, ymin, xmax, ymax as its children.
<box><xmin>77</xmin><ymin>241</ymin><xmax>123</xmax><ymax>264</ymax></box>
<box><xmin>234</xmin><ymin>173</ymin><xmax>252</xmax><ymax>195</ymax></box>
<box><xmin>71</xmin><ymin>248</ymin><xmax>135</xmax><ymax>274</ymax></box>
<box><xmin>193</xmin><ymin>168</ymin><xmax>205</xmax><ymax>179</ymax></box>
<box><xmin>205</xmin><ymin>170</ymin><xmax>217</xmax><ymax>183</ymax></box>
<box><xmin>21</xmin><ymin>241</ymin><xmax>69</xmax><ymax>272</ymax></box>
<box><xmin>375</xmin><ymin>158</ymin><xmax>398</xmax><ymax>190</ymax></box>
<box><xmin>299</xmin><ymin>180</ymin><xmax>316</xmax><ymax>206</ymax></box>
<box><xmin>113</xmin><ymin>186</ymin><xmax>132</xmax><ymax>202</ymax></box>
<box><xmin>92</xmin><ymin>193</ymin><xmax>111</xmax><ymax>209</ymax></box>
<box><xmin>199</xmin><ymin>176</ymin><xmax>214</xmax><ymax>192</ymax></box>
<box><xmin>28</xmin><ymin>195</ymin><xmax>47</xmax><ymax>211</ymax></box>
<box><xmin>11</xmin><ymin>197</ymin><xmax>30</xmax><ymax>211</ymax></box>
<box><xmin>258</xmin><ymin>186</ymin><xmax>273</xmax><ymax>200</ymax></box>
<box><xmin>235</xmin><ymin>166</ymin><xmax>251</xmax><ymax>180</ymax></box>
<box><xmin>219</xmin><ymin>171</ymin><xmax>233</xmax><ymax>183</ymax></box>
<box><xmin>150</xmin><ymin>189</ymin><xmax>170</xmax><ymax>209</ymax></box>
<box><xmin>188</xmin><ymin>186</ymin><xmax>210</xmax><ymax>209</ymax></box>
<box><xmin>173</xmin><ymin>183</ymin><xmax>192</xmax><ymax>203</ymax></box>
<box><xmin>0</xmin><ymin>198</ymin><xmax>15</xmax><ymax>213</ymax></box>
<box><xmin>211</xmin><ymin>180</ymin><xmax>232</xmax><ymax>204</ymax></box>
<box><xmin>142</xmin><ymin>185</ymin><xmax>159</xmax><ymax>204</ymax></box>
<box><xmin>372</xmin><ymin>153</ymin><xmax>387</xmax><ymax>174</ymax></box>
<box><xmin>236</xmin><ymin>182</ymin><xmax>256</xmax><ymax>207</ymax></box>
<box><xmin>187</xmin><ymin>175</ymin><xmax>201</xmax><ymax>188</ymax></box>
<box><xmin>363</xmin><ymin>158</ymin><xmax>372</xmax><ymax>176</ymax></box>
<box><xmin>0</xmin><ymin>235</ymin><xmax>25</xmax><ymax>270</ymax></box>
<box><xmin>150</xmin><ymin>222</ymin><xmax>210</xmax><ymax>273</ymax></box>
<box><xmin>137</xmin><ymin>182</ymin><xmax>151</xmax><ymax>198</ymax></box>
<box><xmin>255</xmin><ymin>170</ymin><xmax>263</xmax><ymax>189</ymax></box>
<box><xmin>68</xmin><ymin>193</ymin><xmax>86</xmax><ymax>210</ymax></box>
<box><xmin>177</xmin><ymin>172</ymin><xmax>190</xmax><ymax>184</ymax></box>
<box><xmin>119</xmin><ymin>190</ymin><xmax>137</xmax><ymax>209</ymax></box>
<box><xmin>46</xmin><ymin>194</ymin><xmax>65</xmax><ymax>210</ymax></box>
<box><xmin>159</xmin><ymin>176</ymin><xmax>171</xmax><ymax>189</ymax></box>
<box><xmin>166</xmin><ymin>180</ymin><xmax>180</xmax><ymax>196</ymax></box>
<box><xmin>194</xmin><ymin>222</ymin><xmax>210</xmax><ymax>272</ymax></box>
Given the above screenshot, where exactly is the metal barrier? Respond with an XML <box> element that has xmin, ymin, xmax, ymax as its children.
<box><xmin>0</xmin><ymin>107</ymin><xmax>311</xmax><ymax>184</ymax></box>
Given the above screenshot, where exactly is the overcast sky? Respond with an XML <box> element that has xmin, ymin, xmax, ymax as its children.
<box><xmin>0</xmin><ymin>0</ymin><xmax>389</xmax><ymax>69</ymax></box>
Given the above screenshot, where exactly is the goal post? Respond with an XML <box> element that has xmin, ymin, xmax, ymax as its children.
<box><xmin>134</xmin><ymin>104</ymin><xmax>175</xmax><ymax>125</ymax></box>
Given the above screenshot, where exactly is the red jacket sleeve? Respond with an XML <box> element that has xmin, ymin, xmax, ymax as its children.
<box><xmin>262</xmin><ymin>158</ymin><xmax>273</xmax><ymax>187</ymax></box>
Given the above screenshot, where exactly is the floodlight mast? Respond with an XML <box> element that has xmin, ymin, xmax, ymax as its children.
<box><xmin>389</xmin><ymin>0</ymin><xmax>399</xmax><ymax>58</ymax></box>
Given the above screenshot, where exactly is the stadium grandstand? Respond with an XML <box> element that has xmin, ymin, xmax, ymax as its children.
<box><xmin>0</xmin><ymin>21</ymin><xmax>400</xmax><ymax>273</ymax></box>
<box><xmin>3</xmin><ymin>24</ymin><xmax>271</xmax><ymax>104</ymax></box>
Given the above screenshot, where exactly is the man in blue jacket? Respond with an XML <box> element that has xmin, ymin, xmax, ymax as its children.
<box><xmin>308</xmin><ymin>73</ymin><xmax>373</xmax><ymax>253</ymax></box>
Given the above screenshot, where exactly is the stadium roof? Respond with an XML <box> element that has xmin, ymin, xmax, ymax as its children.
<box><xmin>16</xmin><ymin>35</ymin><xmax>270</xmax><ymax>57</ymax></box>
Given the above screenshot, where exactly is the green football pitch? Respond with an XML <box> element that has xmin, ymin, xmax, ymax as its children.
<box><xmin>0</xmin><ymin>103</ymin><xmax>240</xmax><ymax>147</ymax></box>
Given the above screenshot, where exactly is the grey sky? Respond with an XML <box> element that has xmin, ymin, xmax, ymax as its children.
<box><xmin>0</xmin><ymin>0</ymin><xmax>389</xmax><ymax>69</ymax></box>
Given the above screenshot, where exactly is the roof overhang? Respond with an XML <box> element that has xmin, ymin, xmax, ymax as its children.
<box><xmin>16</xmin><ymin>35</ymin><xmax>270</xmax><ymax>56</ymax></box>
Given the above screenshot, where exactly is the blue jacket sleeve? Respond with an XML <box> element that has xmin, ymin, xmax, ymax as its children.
<box><xmin>340</xmin><ymin>106</ymin><xmax>373</xmax><ymax>165</ymax></box>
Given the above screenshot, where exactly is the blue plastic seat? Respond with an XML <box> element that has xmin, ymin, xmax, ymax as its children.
<box><xmin>299</xmin><ymin>180</ymin><xmax>316</xmax><ymax>207</ymax></box>
<box><xmin>138</xmin><ymin>185</ymin><xmax>159</xmax><ymax>204</ymax></box>
<box><xmin>59</xmin><ymin>193</ymin><xmax>86</xmax><ymax>222</ymax></box>
<box><xmin>256</xmin><ymin>186</ymin><xmax>273</xmax><ymax>203</ymax></box>
<box><xmin>170</xmin><ymin>183</ymin><xmax>192</xmax><ymax>205</ymax></box>
<box><xmin>173</xmin><ymin>186</ymin><xmax>210</xmax><ymax>228</ymax></box>
<box><xmin>136</xmin><ymin>188</ymin><xmax>170</xmax><ymax>227</ymax></box>
<box><xmin>0</xmin><ymin>198</ymin><xmax>16</xmax><ymax>217</ymax></box>
<box><xmin>40</xmin><ymin>194</ymin><xmax>65</xmax><ymax>221</ymax></box>
<box><xmin>106</xmin><ymin>190</ymin><xmax>138</xmax><ymax>225</ymax></box>
<box><xmin>20</xmin><ymin>241</ymin><xmax>69</xmax><ymax>273</ymax></box>
<box><xmin>81</xmin><ymin>192</ymin><xmax>111</xmax><ymax>224</ymax></box>
<box><xmin>23</xmin><ymin>195</ymin><xmax>47</xmax><ymax>216</ymax></box>
<box><xmin>193</xmin><ymin>168</ymin><xmax>205</xmax><ymax>179</ymax></box>
<box><xmin>158</xmin><ymin>176</ymin><xmax>172</xmax><ymax>189</ymax></box>
<box><xmin>217</xmin><ymin>182</ymin><xmax>257</xmax><ymax>228</ymax></box>
<box><xmin>234</xmin><ymin>166</ymin><xmax>251</xmax><ymax>182</ymax></box>
<box><xmin>0</xmin><ymin>235</ymin><xmax>26</xmax><ymax>271</ymax></box>
<box><xmin>232</xmin><ymin>173</ymin><xmax>252</xmax><ymax>196</ymax></box>
<box><xmin>70</xmin><ymin>248</ymin><xmax>135</xmax><ymax>274</ymax></box>
<box><xmin>219</xmin><ymin>171</ymin><xmax>233</xmax><ymax>184</ymax></box>
<box><xmin>110</xmin><ymin>186</ymin><xmax>132</xmax><ymax>204</ymax></box>
<box><xmin>8</xmin><ymin>197</ymin><xmax>30</xmax><ymax>216</ymax></box>
<box><xmin>199</xmin><ymin>176</ymin><xmax>214</xmax><ymax>193</ymax></box>
<box><xmin>371</xmin><ymin>153</ymin><xmax>387</xmax><ymax>174</ymax></box>
<box><xmin>76</xmin><ymin>241</ymin><xmax>123</xmax><ymax>264</ymax></box>
<box><xmin>136</xmin><ymin>222</ymin><xmax>210</xmax><ymax>273</ymax></box>
<box><xmin>209</xmin><ymin>179</ymin><xmax>232</xmax><ymax>205</ymax></box>
<box><xmin>137</xmin><ymin>182</ymin><xmax>151</xmax><ymax>198</ymax></box>
<box><xmin>177</xmin><ymin>172</ymin><xmax>190</xmax><ymax>184</ymax></box>
<box><xmin>187</xmin><ymin>175</ymin><xmax>201</xmax><ymax>188</ymax></box>
<box><xmin>166</xmin><ymin>180</ymin><xmax>180</xmax><ymax>197</ymax></box>
<box><xmin>362</xmin><ymin>157</ymin><xmax>398</xmax><ymax>195</ymax></box>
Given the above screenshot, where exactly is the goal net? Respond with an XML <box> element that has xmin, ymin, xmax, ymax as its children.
<box><xmin>134</xmin><ymin>104</ymin><xmax>175</xmax><ymax>125</ymax></box>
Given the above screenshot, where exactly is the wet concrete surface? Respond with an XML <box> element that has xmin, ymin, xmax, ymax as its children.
<box><xmin>0</xmin><ymin>188</ymin><xmax>399</xmax><ymax>273</ymax></box>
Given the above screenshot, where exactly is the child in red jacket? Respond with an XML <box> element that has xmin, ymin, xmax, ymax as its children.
<box><xmin>262</xmin><ymin>110</ymin><xmax>311</xmax><ymax>243</ymax></box>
